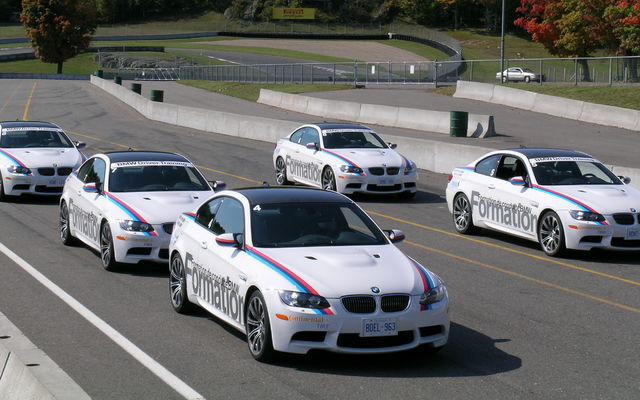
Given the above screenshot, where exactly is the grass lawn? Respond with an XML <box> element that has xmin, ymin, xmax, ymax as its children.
<box><xmin>178</xmin><ymin>81</ymin><xmax>353</xmax><ymax>102</ymax></box>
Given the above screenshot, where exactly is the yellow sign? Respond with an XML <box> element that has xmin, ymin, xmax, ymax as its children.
<box><xmin>272</xmin><ymin>8</ymin><xmax>316</xmax><ymax>20</ymax></box>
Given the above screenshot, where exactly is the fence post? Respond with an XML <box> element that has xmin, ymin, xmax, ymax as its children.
<box><xmin>539</xmin><ymin>59</ymin><xmax>543</xmax><ymax>85</ymax></box>
<box><xmin>333</xmin><ymin>64</ymin><xmax>336</xmax><ymax>84</ymax></box>
<box><xmin>388</xmin><ymin>61</ymin><xmax>391</xmax><ymax>84</ymax></box>
<box><xmin>609</xmin><ymin>57</ymin><xmax>613</xmax><ymax>86</ymax></box>
<box><xmin>434</xmin><ymin>61</ymin><xmax>438</xmax><ymax>88</ymax></box>
<box><xmin>354</xmin><ymin>63</ymin><xmax>358</xmax><ymax>86</ymax></box>
<box><xmin>574</xmin><ymin>59</ymin><xmax>578</xmax><ymax>86</ymax></box>
<box><xmin>311</xmin><ymin>64</ymin><xmax>314</xmax><ymax>84</ymax></box>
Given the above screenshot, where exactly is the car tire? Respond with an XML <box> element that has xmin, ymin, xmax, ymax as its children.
<box><xmin>321</xmin><ymin>167</ymin><xmax>337</xmax><ymax>192</ymax></box>
<box><xmin>538</xmin><ymin>211</ymin><xmax>566</xmax><ymax>257</ymax></box>
<box><xmin>524</xmin><ymin>76</ymin><xmax>531</xmax><ymax>83</ymax></box>
<box><xmin>502</xmin><ymin>76</ymin><xmax>507</xmax><ymax>83</ymax></box>
<box><xmin>59</xmin><ymin>201</ymin><xmax>77</xmax><ymax>246</ymax></box>
<box><xmin>169</xmin><ymin>252</ymin><xmax>195</xmax><ymax>314</ymax></box>
<box><xmin>452</xmin><ymin>193</ymin><xmax>478</xmax><ymax>234</ymax></box>
<box><xmin>100</xmin><ymin>222</ymin><xmax>119</xmax><ymax>271</ymax></box>
<box><xmin>246</xmin><ymin>290</ymin><xmax>277</xmax><ymax>362</ymax></box>
<box><xmin>0</xmin><ymin>172</ymin><xmax>6</xmax><ymax>201</ymax></box>
<box><xmin>275</xmin><ymin>157</ymin><xmax>292</xmax><ymax>185</ymax></box>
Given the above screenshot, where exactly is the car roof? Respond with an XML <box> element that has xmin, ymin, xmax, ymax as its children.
<box><xmin>0</xmin><ymin>121</ymin><xmax>60</xmax><ymax>129</ymax></box>
<box><xmin>506</xmin><ymin>148</ymin><xmax>593</xmax><ymax>160</ymax></box>
<box><xmin>312</xmin><ymin>122</ymin><xmax>371</xmax><ymax>131</ymax></box>
<box><xmin>103</xmin><ymin>151</ymin><xmax>189</xmax><ymax>163</ymax></box>
<box><xmin>233</xmin><ymin>187</ymin><xmax>352</xmax><ymax>205</ymax></box>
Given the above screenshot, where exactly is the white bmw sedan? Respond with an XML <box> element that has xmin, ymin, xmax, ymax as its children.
<box><xmin>169</xmin><ymin>187</ymin><xmax>449</xmax><ymax>361</ymax></box>
<box><xmin>273</xmin><ymin>123</ymin><xmax>418</xmax><ymax>198</ymax></box>
<box><xmin>59</xmin><ymin>151</ymin><xmax>221</xmax><ymax>270</ymax></box>
<box><xmin>0</xmin><ymin>121</ymin><xmax>85</xmax><ymax>200</ymax></box>
<box><xmin>446</xmin><ymin>148</ymin><xmax>640</xmax><ymax>256</ymax></box>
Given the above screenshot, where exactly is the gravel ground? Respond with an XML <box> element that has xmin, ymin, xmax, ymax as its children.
<box><xmin>197</xmin><ymin>39</ymin><xmax>429</xmax><ymax>62</ymax></box>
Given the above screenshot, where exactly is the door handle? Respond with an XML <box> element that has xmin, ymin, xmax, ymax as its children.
<box><xmin>201</xmin><ymin>241</ymin><xmax>207</xmax><ymax>249</ymax></box>
<box><xmin>488</xmin><ymin>184</ymin><xmax>495</xmax><ymax>189</ymax></box>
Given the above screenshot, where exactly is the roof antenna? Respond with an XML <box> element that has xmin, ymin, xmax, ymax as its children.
<box><xmin>262</xmin><ymin>181</ymin><xmax>270</xmax><ymax>187</ymax></box>
<box><xmin>128</xmin><ymin>147</ymin><xmax>134</xmax><ymax>151</ymax></box>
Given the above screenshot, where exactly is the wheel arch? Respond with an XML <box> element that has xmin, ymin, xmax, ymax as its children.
<box><xmin>243</xmin><ymin>285</ymin><xmax>262</xmax><ymax>325</ymax></box>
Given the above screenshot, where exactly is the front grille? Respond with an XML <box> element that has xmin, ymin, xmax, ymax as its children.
<box><xmin>367</xmin><ymin>184</ymin><xmax>402</xmax><ymax>192</ymax></box>
<box><xmin>162</xmin><ymin>223</ymin><xmax>174</xmax><ymax>234</ymax></box>
<box><xmin>38</xmin><ymin>168</ymin><xmax>55</xmax><ymax>176</ymax></box>
<box><xmin>611</xmin><ymin>238</ymin><xmax>640</xmax><ymax>248</ymax></box>
<box><xmin>342</xmin><ymin>296</ymin><xmax>376</xmax><ymax>314</ymax></box>
<box><xmin>613</xmin><ymin>213</ymin><xmax>635</xmax><ymax>225</ymax></box>
<box><xmin>369</xmin><ymin>167</ymin><xmax>384</xmax><ymax>176</ymax></box>
<box><xmin>57</xmin><ymin>167</ymin><xmax>72</xmax><ymax>176</ymax></box>
<box><xmin>386</xmin><ymin>167</ymin><xmax>400</xmax><ymax>175</ymax></box>
<box><xmin>337</xmin><ymin>331</ymin><xmax>414</xmax><ymax>349</ymax></box>
<box><xmin>381</xmin><ymin>295</ymin><xmax>410</xmax><ymax>312</ymax></box>
<box><xmin>34</xmin><ymin>185</ymin><xmax>62</xmax><ymax>193</ymax></box>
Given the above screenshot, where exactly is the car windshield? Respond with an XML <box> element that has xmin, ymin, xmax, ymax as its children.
<box><xmin>522</xmin><ymin>68</ymin><xmax>534</xmax><ymax>73</ymax></box>
<box><xmin>251</xmin><ymin>202</ymin><xmax>387</xmax><ymax>247</ymax></box>
<box><xmin>108</xmin><ymin>162</ymin><xmax>210</xmax><ymax>192</ymax></box>
<box><xmin>0</xmin><ymin>129</ymin><xmax>73</xmax><ymax>148</ymax></box>
<box><xmin>322</xmin><ymin>130</ymin><xmax>387</xmax><ymax>149</ymax></box>
<box><xmin>530</xmin><ymin>158</ymin><xmax>621</xmax><ymax>185</ymax></box>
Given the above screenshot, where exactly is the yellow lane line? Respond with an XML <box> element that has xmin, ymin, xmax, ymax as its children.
<box><xmin>68</xmin><ymin>131</ymin><xmax>138</xmax><ymax>151</ymax></box>
<box><xmin>368</xmin><ymin>210</ymin><xmax>640</xmax><ymax>287</ymax></box>
<box><xmin>22</xmin><ymin>82</ymin><xmax>37</xmax><ymax>121</ymax></box>
<box><xmin>0</xmin><ymin>83</ymin><xmax>22</xmax><ymax>115</ymax></box>
<box><xmin>196</xmin><ymin>165</ymin><xmax>261</xmax><ymax>184</ymax></box>
<box><xmin>406</xmin><ymin>240</ymin><xmax>640</xmax><ymax>314</ymax></box>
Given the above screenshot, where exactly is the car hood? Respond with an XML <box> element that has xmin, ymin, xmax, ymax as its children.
<box><xmin>325</xmin><ymin>148</ymin><xmax>407</xmax><ymax>169</ymax></box>
<box><xmin>253</xmin><ymin>245</ymin><xmax>432</xmax><ymax>298</ymax></box>
<box><xmin>1</xmin><ymin>148</ymin><xmax>82</xmax><ymax>168</ymax></box>
<box><xmin>537</xmin><ymin>184</ymin><xmax>640</xmax><ymax>214</ymax></box>
<box><xmin>105</xmin><ymin>190</ymin><xmax>211</xmax><ymax>224</ymax></box>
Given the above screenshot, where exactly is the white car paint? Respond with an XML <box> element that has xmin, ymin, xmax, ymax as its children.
<box><xmin>446</xmin><ymin>148</ymin><xmax>640</xmax><ymax>255</ymax></box>
<box><xmin>273</xmin><ymin>123</ymin><xmax>418</xmax><ymax>197</ymax></box>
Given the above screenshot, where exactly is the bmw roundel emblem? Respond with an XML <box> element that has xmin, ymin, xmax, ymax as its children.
<box><xmin>631</xmin><ymin>208</ymin><xmax>637</xmax><ymax>213</ymax></box>
<box><xmin>371</xmin><ymin>287</ymin><xmax>380</xmax><ymax>294</ymax></box>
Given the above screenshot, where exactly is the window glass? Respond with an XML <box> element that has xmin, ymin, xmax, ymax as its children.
<box><xmin>289</xmin><ymin>129</ymin><xmax>305</xmax><ymax>144</ymax></box>
<box><xmin>495</xmin><ymin>156</ymin><xmax>527</xmax><ymax>180</ymax></box>
<box><xmin>322</xmin><ymin>131</ymin><xmax>387</xmax><ymax>149</ymax></box>
<box><xmin>301</xmin><ymin>129</ymin><xmax>319</xmax><ymax>147</ymax></box>
<box><xmin>77</xmin><ymin>159</ymin><xmax>95</xmax><ymax>182</ymax></box>
<box><xmin>108</xmin><ymin>165</ymin><xmax>209</xmax><ymax>192</ymax></box>
<box><xmin>0</xmin><ymin>129</ymin><xmax>73</xmax><ymax>148</ymax></box>
<box><xmin>196</xmin><ymin>198</ymin><xmax>222</xmax><ymax>229</ymax></box>
<box><xmin>475</xmin><ymin>155</ymin><xmax>500</xmax><ymax>177</ymax></box>
<box><xmin>532</xmin><ymin>160</ymin><xmax>620</xmax><ymax>185</ymax></box>
<box><xmin>211</xmin><ymin>198</ymin><xmax>244</xmax><ymax>235</ymax></box>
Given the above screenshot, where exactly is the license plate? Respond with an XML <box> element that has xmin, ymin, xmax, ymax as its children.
<box><xmin>378</xmin><ymin>179</ymin><xmax>394</xmax><ymax>186</ymax></box>
<box><xmin>625</xmin><ymin>228</ymin><xmax>640</xmax><ymax>240</ymax></box>
<box><xmin>48</xmin><ymin>179</ymin><xmax>64</xmax><ymax>186</ymax></box>
<box><xmin>361</xmin><ymin>318</ymin><xmax>398</xmax><ymax>337</ymax></box>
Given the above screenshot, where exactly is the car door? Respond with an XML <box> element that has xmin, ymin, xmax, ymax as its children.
<box><xmin>189</xmin><ymin>196</ymin><xmax>248</xmax><ymax>327</ymax></box>
<box><xmin>297</xmin><ymin>127</ymin><xmax>322</xmax><ymax>186</ymax></box>
<box><xmin>69</xmin><ymin>157</ymin><xmax>106</xmax><ymax>247</ymax></box>
<box><xmin>489</xmin><ymin>155</ymin><xmax>539</xmax><ymax>239</ymax></box>
<box><xmin>462</xmin><ymin>154</ymin><xmax>501</xmax><ymax>228</ymax></box>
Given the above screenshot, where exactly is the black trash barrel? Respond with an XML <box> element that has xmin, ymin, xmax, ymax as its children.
<box><xmin>130</xmin><ymin>83</ymin><xmax>142</xmax><ymax>94</ymax></box>
<box><xmin>96</xmin><ymin>70</ymin><xmax>103</xmax><ymax>78</ymax></box>
<box><xmin>150</xmin><ymin>89</ymin><xmax>164</xmax><ymax>102</ymax></box>
<box><xmin>113</xmin><ymin>76</ymin><xmax>122</xmax><ymax>85</ymax></box>
<box><xmin>450</xmin><ymin>111</ymin><xmax>468</xmax><ymax>137</ymax></box>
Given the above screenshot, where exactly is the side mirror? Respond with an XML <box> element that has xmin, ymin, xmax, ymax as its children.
<box><xmin>215</xmin><ymin>233</ymin><xmax>244</xmax><ymax>249</ymax></box>
<box><xmin>618</xmin><ymin>175</ymin><xmax>631</xmax><ymax>185</ymax></box>
<box><xmin>82</xmin><ymin>182</ymin><xmax>101</xmax><ymax>194</ymax></box>
<box><xmin>209</xmin><ymin>180</ymin><xmax>226</xmax><ymax>191</ymax></box>
<box><xmin>306</xmin><ymin>142</ymin><xmax>319</xmax><ymax>151</ymax></box>
<box><xmin>388</xmin><ymin>143</ymin><xmax>397</xmax><ymax>149</ymax></box>
<box><xmin>383</xmin><ymin>229</ymin><xmax>405</xmax><ymax>243</ymax></box>
<box><xmin>74</xmin><ymin>141</ymin><xmax>86</xmax><ymax>149</ymax></box>
<box><xmin>509</xmin><ymin>176</ymin><xmax>526</xmax><ymax>186</ymax></box>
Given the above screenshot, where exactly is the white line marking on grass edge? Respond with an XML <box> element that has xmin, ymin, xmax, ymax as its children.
<box><xmin>0</xmin><ymin>241</ymin><xmax>205</xmax><ymax>400</ymax></box>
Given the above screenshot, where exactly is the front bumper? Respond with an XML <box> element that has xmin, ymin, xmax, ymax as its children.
<box><xmin>563</xmin><ymin>212</ymin><xmax>640</xmax><ymax>251</ymax></box>
<box><xmin>2</xmin><ymin>172</ymin><xmax>68</xmax><ymax>197</ymax></box>
<box><xmin>266</xmin><ymin>290</ymin><xmax>450</xmax><ymax>355</ymax></box>
<box><xmin>111</xmin><ymin>222</ymin><xmax>173</xmax><ymax>264</ymax></box>
<box><xmin>336</xmin><ymin>171</ymin><xmax>418</xmax><ymax>195</ymax></box>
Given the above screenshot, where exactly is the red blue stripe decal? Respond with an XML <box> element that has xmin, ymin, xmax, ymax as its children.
<box><xmin>0</xmin><ymin>149</ymin><xmax>32</xmax><ymax>176</ymax></box>
<box><xmin>215</xmin><ymin>237</ymin><xmax>236</xmax><ymax>247</ymax></box>
<box><xmin>245</xmin><ymin>245</ymin><xmax>333</xmax><ymax>315</ymax></box>
<box><xmin>182</xmin><ymin>212</ymin><xmax>196</xmax><ymax>221</ymax></box>
<box><xmin>532</xmin><ymin>185</ymin><xmax>607</xmax><ymax>225</ymax></box>
<box><xmin>320</xmin><ymin>148</ymin><xmax>365</xmax><ymax>176</ymax></box>
<box><xmin>103</xmin><ymin>191</ymin><xmax>157</xmax><ymax>236</ymax></box>
<box><xmin>408</xmin><ymin>257</ymin><xmax>433</xmax><ymax>311</ymax></box>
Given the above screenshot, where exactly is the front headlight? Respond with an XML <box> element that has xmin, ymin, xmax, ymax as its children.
<box><xmin>279</xmin><ymin>290</ymin><xmax>330</xmax><ymax>309</ymax></box>
<box><xmin>404</xmin><ymin>160</ymin><xmax>417</xmax><ymax>175</ymax></box>
<box><xmin>569</xmin><ymin>210</ymin><xmax>605</xmax><ymax>222</ymax></box>
<box><xmin>119</xmin><ymin>220</ymin><xmax>155</xmax><ymax>233</ymax></box>
<box><xmin>419</xmin><ymin>274</ymin><xmax>446</xmax><ymax>305</ymax></box>
<box><xmin>7</xmin><ymin>165</ymin><xmax>31</xmax><ymax>174</ymax></box>
<box><xmin>340</xmin><ymin>165</ymin><xmax>363</xmax><ymax>174</ymax></box>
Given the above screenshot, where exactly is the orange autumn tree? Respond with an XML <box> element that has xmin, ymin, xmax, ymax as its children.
<box><xmin>604</xmin><ymin>0</ymin><xmax>640</xmax><ymax>80</ymax></box>
<box><xmin>21</xmin><ymin>0</ymin><xmax>97</xmax><ymax>74</ymax></box>
<box><xmin>514</xmin><ymin>0</ymin><xmax>610</xmax><ymax>81</ymax></box>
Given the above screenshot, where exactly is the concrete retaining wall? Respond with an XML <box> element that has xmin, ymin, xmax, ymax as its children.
<box><xmin>0</xmin><ymin>313</ymin><xmax>90</xmax><ymax>400</ymax></box>
<box><xmin>454</xmin><ymin>80</ymin><xmax>640</xmax><ymax>132</ymax></box>
<box><xmin>89</xmin><ymin>76</ymin><xmax>640</xmax><ymax>189</ymax></box>
<box><xmin>257</xmin><ymin>89</ymin><xmax>496</xmax><ymax>138</ymax></box>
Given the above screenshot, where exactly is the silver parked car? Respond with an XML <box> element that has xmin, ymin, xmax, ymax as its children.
<box><xmin>496</xmin><ymin>67</ymin><xmax>543</xmax><ymax>83</ymax></box>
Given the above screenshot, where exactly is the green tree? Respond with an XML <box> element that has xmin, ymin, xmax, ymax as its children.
<box><xmin>604</xmin><ymin>0</ymin><xmax>640</xmax><ymax>80</ymax></box>
<box><xmin>21</xmin><ymin>0</ymin><xmax>97</xmax><ymax>74</ymax></box>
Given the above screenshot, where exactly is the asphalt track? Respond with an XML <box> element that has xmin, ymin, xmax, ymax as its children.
<box><xmin>0</xmin><ymin>79</ymin><xmax>639</xmax><ymax>399</ymax></box>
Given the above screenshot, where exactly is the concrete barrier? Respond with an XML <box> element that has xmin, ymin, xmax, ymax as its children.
<box><xmin>258</xmin><ymin>89</ymin><xmax>496</xmax><ymax>138</ymax></box>
<box><xmin>454</xmin><ymin>80</ymin><xmax>640</xmax><ymax>133</ymax></box>
<box><xmin>0</xmin><ymin>313</ymin><xmax>90</xmax><ymax>400</ymax></box>
<box><xmin>89</xmin><ymin>76</ymin><xmax>640</xmax><ymax>189</ymax></box>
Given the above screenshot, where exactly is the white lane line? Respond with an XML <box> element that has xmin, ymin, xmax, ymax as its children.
<box><xmin>0</xmin><ymin>242</ymin><xmax>205</xmax><ymax>400</ymax></box>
